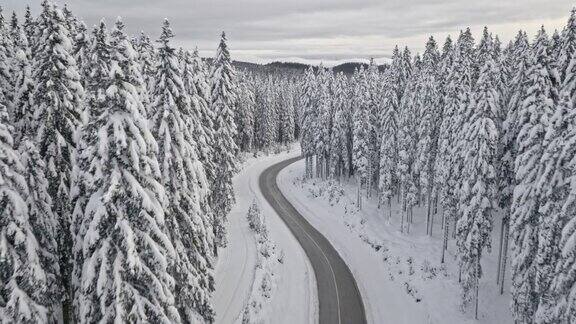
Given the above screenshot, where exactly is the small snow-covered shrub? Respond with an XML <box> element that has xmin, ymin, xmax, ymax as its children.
<box><xmin>247</xmin><ymin>200</ymin><xmax>267</xmax><ymax>236</ymax></box>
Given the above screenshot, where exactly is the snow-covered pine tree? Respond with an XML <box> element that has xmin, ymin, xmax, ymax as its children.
<box><xmin>456</xmin><ymin>58</ymin><xmax>499</xmax><ymax>320</ymax></box>
<box><xmin>70</xmin><ymin>22</ymin><xmax>111</xmax><ymax>317</ymax></box>
<box><xmin>300</xmin><ymin>67</ymin><xmax>318</xmax><ymax>178</ymax></box>
<box><xmin>180</xmin><ymin>48</ymin><xmax>215</xmax><ymax>169</ymax></box>
<box><xmin>473</xmin><ymin>27</ymin><xmax>494</xmax><ymax>84</ymax></box>
<box><xmin>235</xmin><ymin>73</ymin><xmax>256</xmax><ymax>151</ymax></box>
<box><xmin>549</xmin><ymin>18</ymin><xmax>576</xmax><ymax>321</ymax></box>
<box><xmin>315</xmin><ymin>68</ymin><xmax>333</xmax><ymax>179</ymax></box>
<box><xmin>449</xmin><ymin>29</ymin><xmax>475</xmax><ymax>237</ymax></box>
<box><xmin>189</xmin><ymin>47</ymin><xmax>217</xmax><ymax>184</ymax></box>
<box><xmin>31</xmin><ymin>4</ymin><xmax>84</xmax><ymax>319</ymax></box>
<box><xmin>496</xmin><ymin>31</ymin><xmax>531</xmax><ymax>291</ymax></box>
<box><xmin>259</xmin><ymin>76</ymin><xmax>278</xmax><ymax>151</ymax></box>
<box><xmin>22</xmin><ymin>6</ymin><xmax>34</xmax><ymax>47</ymax></box>
<box><xmin>366</xmin><ymin>59</ymin><xmax>382</xmax><ymax>196</ymax></box>
<box><xmin>510</xmin><ymin>27</ymin><xmax>558</xmax><ymax>323</ymax></box>
<box><xmin>151</xmin><ymin>19</ymin><xmax>215</xmax><ymax>321</ymax></box>
<box><xmin>435</xmin><ymin>35</ymin><xmax>454</xmax><ymax>259</ymax></box>
<box><xmin>0</xmin><ymin>89</ymin><xmax>60</xmax><ymax>322</ymax></box>
<box><xmin>398</xmin><ymin>53</ymin><xmax>420</xmax><ymax>233</ymax></box>
<box><xmin>0</xmin><ymin>8</ymin><xmax>12</xmax><ymax>122</ymax></box>
<box><xmin>379</xmin><ymin>47</ymin><xmax>401</xmax><ymax>217</ymax></box>
<box><xmin>210</xmin><ymin>31</ymin><xmax>239</xmax><ymax>253</ymax></box>
<box><xmin>73</xmin><ymin>17</ymin><xmax>178</xmax><ymax>323</ymax></box>
<box><xmin>278</xmin><ymin>79</ymin><xmax>295</xmax><ymax>146</ymax></box>
<box><xmin>62</xmin><ymin>4</ymin><xmax>79</xmax><ymax>41</ymax></box>
<box><xmin>11</xmin><ymin>20</ymin><xmax>34</xmax><ymax>145</ymax></box>
<box><xmin>414</xmin><ymin>37</ymin><xmax>440</xmax><ymax>235</ymax></box>
<box><xmin>329</xmin><ymin>72</ymin><xmax>350</xmax><ymax>179</ymax></box>
<box><xmin>531</xmin><ymin>20</ymin><xmax>571</xmax><ymax>324</ymax></box>
<box><xmin>558</xmin><ymin>9</ymin><xmax>576</xmax><ymax>83</ymax></box>
<box><xmin>352</xmin><ymin>68</ymin><xmax>371</xmax><ymax>209</ymax></box>
<box><xmin>436</xmin><ymin>30</ymin><xmax>474</xmax><ymax>259</ymax></box>
<box><xmin>134</xmin><ymin>31</ymin><xmax>157</xmax><ymax>96</ymax></box>
<box><xmin>73</xmin><ymin>22</ymin><xmax>89</xmax><ymax>85</ymax></box>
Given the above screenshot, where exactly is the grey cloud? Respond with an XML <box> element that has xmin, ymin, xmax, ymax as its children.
<box><xmin>2</xmin><ymin>0</ymin><xmax>573</xmax><ymax>63</ymax></box>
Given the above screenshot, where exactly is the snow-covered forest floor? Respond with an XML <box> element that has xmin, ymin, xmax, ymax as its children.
<box><xmin>278</xmin><ymin>159</ymin><xmax>514</xmax><ymax>323</ymax></box>
<box><xmin>214</xmin><ymin>146</ymin><xmax>317</xmax><ymax>324</ymax></box>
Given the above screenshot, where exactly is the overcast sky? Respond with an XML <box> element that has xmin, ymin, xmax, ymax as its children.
<box><xmin>3</xmin><ymin>0</ymin><xmax>574</xmax><ymax>65</ymax></box>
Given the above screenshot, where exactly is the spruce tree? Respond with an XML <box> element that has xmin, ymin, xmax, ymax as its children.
<box><xmin>414</xmin><ymin>37</ymin><xmax>440</xmax><ymax>235</ymax></box>
<box><xmin>456</xmin><ymin>58</ymin><xmax>499</xmax><ymax>319</ymax></box>
<box><xmin>329</xmin><ymin>72</ymin><xmax>350</xmax><ymax>179</ymax></box>
<box><xmin>150</xmin><ymin>19</ymin><xmax>215</xmax><ymax>321</ymax></box>
<box><xmin>31</xmin><ymin>4</ymin><xmax>84</xmax><ymax>319</ymax></box>
<box><xmin>134</xmin><ymin>31</ymin><xmax>157</xmax><ymax>96</ymax></box>
<box><xmin>189</xmin><ymin>48</ymin><xmax>217</xmax><ymax>183</ymax></box>
<box><xmin>0</xmin><ymin>97</ymin><xmax>59</xmax><ymax>323</ymax></box>
<box><xmin>352</xmin><ymin>68</ymin><xmax>371</xmax><ymax>209</ymax></box>
<box><xmin>510</xmin><ymin>28</ymin><xmax>558</xmax><ymax>323</ymax></box>
<box><xmin>70</xmin><ymin>22</ymin><xmax>111</xmax><ymax>318</ymax></box>
<box><xmin>0</xmin><ymin>8</ymin><xmax>12</xmax><ymax>122</ymax></box>
<box><xmin>236</xmin><ymin>74</ymin><xmax>256</xmax><ymax>151</ymax></box>
<box><xmin>11</xmin><ymin>23</ymin><xmax>33</xmax><ymax>145</ymax></box>
<box><xmin>300</xmin><ymin>67</ymin><xmax>318</xmax><ymax>178</ymax></box>
<box><xmin>73</xmin><ymin>18</ymin><xmax>178</xmax><ymax>323</ymax></box>
<box><xmin>379</xmin><ymin>47</ymin><xmax>401</xmax><ymax>217</ymax></box>
<box><xmin>550</xmin><ymin>24</ymin><xmax>576</xmax><ymax>321</ymax></box>
<box><xmin>210</xmin><ymin>32</ymin><xmax>239</xmax><ymax>253</ymax></box>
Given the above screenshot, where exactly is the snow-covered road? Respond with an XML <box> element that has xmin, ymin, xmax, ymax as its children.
<box><xmin>259</xmin><ymin>156</ymin><xmax>366</xmax><ymax>324</ymax></box>
<box><xmin>213</xmin><ymin>148</ymin><xmax>317</xmax><ymax>324</ymax></box>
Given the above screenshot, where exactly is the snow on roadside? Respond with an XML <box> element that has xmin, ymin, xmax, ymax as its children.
<box><xmin>240</xmin><ymin>200</ymin><xmax>284</xmax><ymax>323</ymax></box>
<box><xmin>278</xmin><ymin>159</ymin><xmax>513</xmax><ymax>324</ymax></box>
<box><xmin>214</xmin><ymin>146</ymin><xmax>317</xmax><ymax>324</ymax></box>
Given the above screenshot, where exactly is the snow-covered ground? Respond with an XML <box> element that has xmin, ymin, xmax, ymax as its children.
<box><xmin>213</xmin><ymin>147</ymin><xmax>317</xmax><ymax>324</ymax></box>
<box><xmin>278</xmin><ymin>159</ymin><xmax>513</xmax><ymax>324</ymax></box>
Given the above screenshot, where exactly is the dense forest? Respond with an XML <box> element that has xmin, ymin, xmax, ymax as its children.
<box><xmin>1</xmin><ymin>0</ymin><xmax>576</xmax><ymax>323</ymax></box>
<box><xmin>0</xmin><ymin>2</ymin><xmax>297</xmax><ymax>323</ymax></box>
<box><xmin>299</xmin><ymin>9</ymin><xmax>576</xmax><ymax>324</ymax></box>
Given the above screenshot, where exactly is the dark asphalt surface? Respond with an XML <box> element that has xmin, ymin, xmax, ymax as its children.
<box><xmin>259</xmin><ymin>156</ymin><xmax>367</xmax><ymax>324</ymax></box>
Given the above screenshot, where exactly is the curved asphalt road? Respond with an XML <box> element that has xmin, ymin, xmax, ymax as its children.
<box><xmin>259</xmin><ymin>156</ymin><xmax>367</xmax><ymax>324</ymax></box>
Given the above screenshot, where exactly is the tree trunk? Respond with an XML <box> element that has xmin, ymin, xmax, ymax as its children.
<box><xmin>499</xmin><ymin>216</ymin><xmax>510</xmax><ymax>295</ymax></box>
<box><xmin>426</xmin><ymin>189</ymin><xmax>432</xmax><ymax>236</ymax></box>
<box><xmin>357</xmin><ymin>176</ymin><xmax>362</xmax><ymax>210</ymax></box>
<box><xmin>407</xmin><ymin>206</ymin><xmax>412</xmax><ymax>234</ymax></box>
<box><xmin>475</xmin><ymin>255</ymin><xmax>480</xmax><ymax>320</ymax></box>
<box><xmin>388</xmin><ymin>198</ymin><xmax>392</xmax><ymax>220</ymax></box>
<box><xmin>441</xmin><ymin>210</ymin><xmax>448</xmax><ymax>264</ymax></box>
<box><xmin>400</xmin><ymin>192</ymin><xmax>406</xmax><ymax>233</ymax></box>
<box><xmin>496</xmin><ymin>216</ymin><xmax>505</xmax><ymax>283</ymax></box>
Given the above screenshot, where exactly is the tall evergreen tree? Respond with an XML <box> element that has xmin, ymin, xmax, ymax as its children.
<box><xmin>235</xmin><ymin>74</ymin><xmax>256</xmax><ymax>151</ymax></box>
<box><xmin>32</xmin><ymin>4</ymin><xmax>84</xmax><ymax>319</ymax></box>
<box><xmin>352</xmin><ymin>68</ymin><xmax>371</xmax><ymax>209</ymax></box>
<box><xmin>414</xmin><ymin>37</ymin><xmax>440</xmax><ymax>235</ymax></box>
<box><xmin>151</xmin><ymin>19</ymin><xmax>215</xmax><ymax>321</ymax></box>
<box><xmin>456</xmin><ymin>58</ymin><xmax>499</xmax><ymax>319</ymax></box>
<box><xmin>73</xmin><ymin>18</ymin><xmax>178</xmax><ymax>323</ymax></box>
<box><xmin>0</xmin><ymin>82</ymin><xmax>60</xmax><ymax>324</ymax></box>
<box><xmin>549</xmin><ymin>18</ymin><xmax>576</xmax><ymax>321</ymax></box>
<box><xmin>379</xmin><ymin>47</ymin><xmax>401</xmax><ymax>217</ymax></box>
<box><xmin>210</xmin><ymin>32</ymin><xmax>238</xmax><ymax>253</ymax></box>
<box><xmin>510</xmin><ymin>28</ymin><xmax>558</xmax><ymax>323</ymax></box>
<box><xmin>11</xmin><ymin>22</ymin><xmax>33</xmax><ymax>145</ymax></box>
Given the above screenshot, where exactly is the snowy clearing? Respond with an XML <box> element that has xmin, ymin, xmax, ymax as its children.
<box><xmin>214</xmin><ymin>147</ymin><xmax>317</xmax><ymax>324</ymax></box>
<box><xmin>278</xmin><ymin>159</ymin><xmax>514</xmax><ymax>324</ymax></box>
